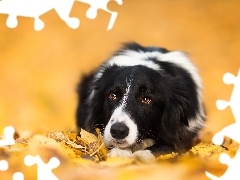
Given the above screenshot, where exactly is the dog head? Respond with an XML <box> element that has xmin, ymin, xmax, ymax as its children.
<box><xmin>78</xmin><ymin>42</ymin><xmax>205</xmax><ymax>150</ymax></box>
<box><xmin>87</xmin><ymin>65</ymin><xmax>191</xmax><ymax>149</ymax></box>
<box><xmin>103</xmin><ymin>65</ymin><xmax>188</xmax><ymax>148</ymax></box>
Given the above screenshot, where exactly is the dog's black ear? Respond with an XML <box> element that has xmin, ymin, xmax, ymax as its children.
<box><xmin>82</xmin><ymin>65</ymin><xmax>118</xmax><ymax>133</ymax></box>
<box><xmin>83</xmin><ymin>82</ymin><xmax>106</xmax><ymax>133</ymax></box>
<box><xmin>76</xmin><ymin>73</ymin><xmax>96</xmax><ymax>131</ymax></box>
<box><xmin>160</xmin><ymin>77</ymin><xmax>190</xmax><ymax>139</ymax></box>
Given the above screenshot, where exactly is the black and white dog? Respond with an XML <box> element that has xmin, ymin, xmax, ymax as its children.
<box><xmin>76</xmin><ymin>42</ymin><xmax>205</xmax><ymax>157</ymax></box>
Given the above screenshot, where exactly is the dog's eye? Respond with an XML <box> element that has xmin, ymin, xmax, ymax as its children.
<box><xmin>109</xmin><ymin>93</ymin><xmax>117</xmax><ymax>100</ymax></box>
<box><xmin>142</xmin><ymin>97</ymin><xmax>152</xmax><ymax>104</ymax></box>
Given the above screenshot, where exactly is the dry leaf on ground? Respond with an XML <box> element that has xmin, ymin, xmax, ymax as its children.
<box><xmin>0</xmin><ymin>129</ymin><xmax>238</xmax><ymax>180</ymax></box>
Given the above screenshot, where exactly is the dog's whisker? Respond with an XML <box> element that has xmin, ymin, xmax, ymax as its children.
<box><xmin>94</xmin><ymin>124</ymin><xmax>105</xmax><ymax>132</ymax></box>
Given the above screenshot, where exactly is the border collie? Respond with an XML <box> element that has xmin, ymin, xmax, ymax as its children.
<box><xmin>76</xmin><ymin>42</ymin><xmax>205</xmax><ymax>157</ymax></box>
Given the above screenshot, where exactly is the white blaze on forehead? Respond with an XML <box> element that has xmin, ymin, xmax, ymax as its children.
<box><xmin>111</xmin><ymin>77</ymin><xmax>132</xmax><ymax>122</ymax></box>
<box><xmin>122</xmin><ymin>78</ymin><xmax>131</xmax><ymax>105</ymax></box>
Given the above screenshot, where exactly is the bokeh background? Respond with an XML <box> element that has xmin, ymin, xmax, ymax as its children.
<box><xmin>0</xmin><ymin>0</ymin><xmax>239</xmax><ymax>135</ymax></box>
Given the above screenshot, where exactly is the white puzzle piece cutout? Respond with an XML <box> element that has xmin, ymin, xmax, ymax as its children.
<box><xmin>206</xmin><ymin>149</ymin><xmax>240</xmax><ymax>180</ymax></box>
<box><xmin>206</xmin><ymin>69</ymin><xmax>240</xmax><ymax>179</ymax></box>
<box><xmin>213</xmin><ymin>70</ymin><xmax>240</xmax><ymax>145</ymax></box>
<box><xmin>24</xmin><ymin>155</ymin><xmax>60</xmax><ymax>180</ymax></box>
<box><xmin>0</xmin><ymin>160</ymin><xmax>8</xmax><ymax>171</ymax></box>
<box><xmin>77</xmin><ymin>0</ymin><xmax>123</xmax><ymax>30</ymax></box>
<box><xmin>0</xmin><ymin>0</ymin><xmax>123</xmax><ymax>31</ymax></box>
<box><xmin>0</xmin><ymin>0</ymin><xmax>79</xmax><ymax>31</ymax></box>
<box><xmin>0</xmin><ymin>159</ymin><xmax>24</xmax><ymax>180</ymax></box>
<box><xmin>12</xmin><ymin>172</ymin><xmax>24</xmax><ymax>180</ymax></box>
<box><xmin>0</xmin><ymin>126</ymin><xmax>15</xmax><ymax>147</ymax></box>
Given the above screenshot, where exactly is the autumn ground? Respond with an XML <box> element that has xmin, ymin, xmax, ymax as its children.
<box><xmin>0</xmin><ymin>0</ymin><xmax>240</xmax><ymax>179</ymax></box>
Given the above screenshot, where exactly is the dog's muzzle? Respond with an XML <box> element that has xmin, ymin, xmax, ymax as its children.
<box><xmin>103</xmin><ymin>109</ymin><xmax>138</xmax><ymax>148</ymax></box>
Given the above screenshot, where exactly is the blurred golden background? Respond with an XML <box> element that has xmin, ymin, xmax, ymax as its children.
<box><xmin>0</xmin><ymin>0</ymin><xmax>239</xmax><ymax>135</ymax></box>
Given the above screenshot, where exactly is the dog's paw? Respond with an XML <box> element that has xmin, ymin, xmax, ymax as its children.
<box><xmin>133</xmin><ymin>150</ymin><xmax>156</xmax><ymax>163</ymax></box>
<box><xmin>108</xmin><ymin>148</ymin><xmax>133</xmax><ymax>158</ymax></box>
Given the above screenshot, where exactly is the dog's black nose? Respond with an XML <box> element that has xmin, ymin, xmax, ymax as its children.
<box><xmin>110</xmin><ymin>122</ymin><xmax>129</xmax><ymax>139</ymax></box>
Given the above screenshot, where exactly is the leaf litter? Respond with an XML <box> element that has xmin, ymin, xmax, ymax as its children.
<box><xmin>0</xmin><ymin>127</ymin><xmax>238</xmax><ymax>180</ymax></box>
